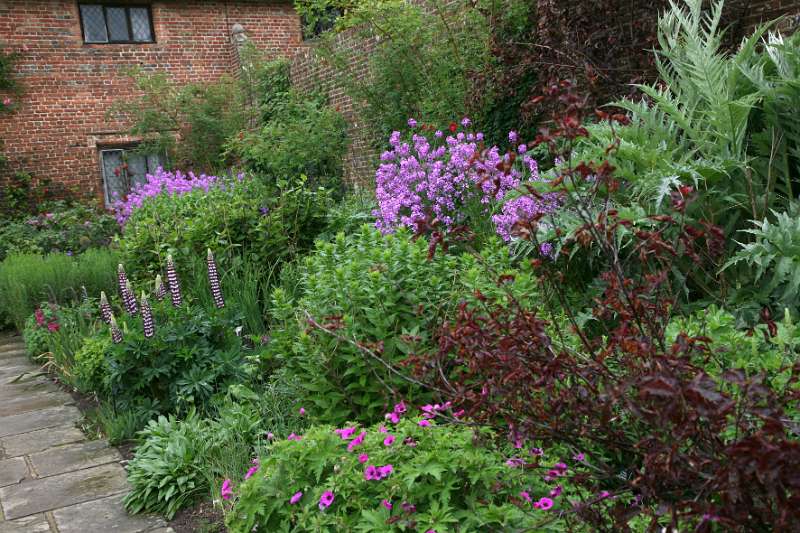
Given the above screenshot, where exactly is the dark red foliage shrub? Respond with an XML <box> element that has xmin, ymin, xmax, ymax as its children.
<box><xmin>414</xmin><ymin>81</ymin><xmax>800</xmax><ymax>531</ymax></box>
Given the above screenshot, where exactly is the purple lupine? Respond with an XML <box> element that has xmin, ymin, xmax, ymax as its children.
<box><xmin>110</xmin><ymin>315</ymin><xmax>123</xmax><ymax>344</ymax></box>
<box><xmin>154</xmin><ymin>274</ymin><xmax>167</xmax><ymax>301</ymax></box>
<box><xmin>140</xmin><ymin>292</ymin><xmax>155</xmax><ymax>338</ymax></box>
<box><xmin>124</xmin><ymin>280</ymin><xmax>139</xmax><ymax>315</ymax></box>
<box><xmin>166</xmin><ymin>254</ymin><xmax>182</xmax><ymax>307</ymax></box>
<box><xmin>206</xmin><ymin>249</ymin><xmax>224</xmax><ymax>309</ymax></box>
<box><xmin>117</xmin><ymin>264</ymin><xmax>128</xmax><ymax>300</ymax></box>
<box><xmin>99</xmin><ymin>291</ymin><xmax>113</xmax><ymax>324</ymax></box>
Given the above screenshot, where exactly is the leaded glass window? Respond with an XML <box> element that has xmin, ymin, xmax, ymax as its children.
<box><xmin>100</xmin><ymin>148</ymin><xmax>164</xmax><ymax>205</ymax></box>
<box><xmin>79</xmin><ymin>4</ymin><xmax>155</xmax><ymax>44</ymax></box>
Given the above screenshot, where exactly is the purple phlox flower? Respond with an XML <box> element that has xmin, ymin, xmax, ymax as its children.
<box><xmin>290</xmin><ymin>491</ymin><xmax>303</xmax><ymax>504</ymax></box>
<box><xmin>407</xmin><ymin>118</ymin><xmax>418</xmax><ymax>128</ymax></box>
<box><xmin>221</xmin><ymin>479</ymin><xmax>233</xmax><ymax>500</ymax></box>
<box><xmin>319</xmin><ymin>491</ymin><xmax>335</xmax><ymax>510</ymax></box>
<box><xmin>508</xmin><ymin>130</ymin><xmax>518</xmax><ymax>143</ymax></box>
<box><xmin>460</xmin><ymin>117</ymin><xmax>471</xmax><ymax>127</ymax></box>
<box><xmin>518</xmin><ymin>144</ymin><xmax>527</xmax><ymax>154</ymax></box>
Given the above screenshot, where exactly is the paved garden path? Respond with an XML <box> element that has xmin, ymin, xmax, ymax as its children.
<box><xmin>0</xmin><ymin>333</ymin><xmax>172</xmax><ymax>533</ymax></box>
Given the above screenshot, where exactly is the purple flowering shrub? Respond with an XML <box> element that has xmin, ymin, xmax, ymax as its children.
<box><xmin>111</xmin><ymin>167</ymin><xmax>233</xmax><ymax>226</ymax></box>
<box><xmin>225</xmin><ymin>416</ymin><xmax>586</xmax><ymax>532</ymax></box>
<box><xmin>374</xmin><ymin>119</ymin><xmax>559</xmax><ymax>242</ymax></box>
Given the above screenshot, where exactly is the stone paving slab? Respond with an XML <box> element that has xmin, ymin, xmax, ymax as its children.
<box><xmin>30</xmin><ymin>440</ymin><xmax>121</xmax><ymax>478</ymax></box>
<box><xmin>0</xmin><ymin>381</ymin><xmax>55</xmax><ymax>402</ymax></box>
<box><xmin>0</xmin><ymin>513</ymin><xmax>51</xmax><ymax>533</ymax></box>
<box><xmin>52</xmin><ymin>493</ymin><xmax>166</xmax><ymax>533</ymax></box>
<box><xmin>0</xmin><ymin>405</ymin><xmax>82</xmax><ymax>439</ymax></box>
<box><xmin>0</xmin><ymin>426</ymin><xmax>87</xmax><ymax>458</ymax></box>
<box><xmin>0</xmin><ymin>457</ymin><xmax>28</xmax><ymax>488</ymax></box>
<box><xmin>0</xmin><ymin>462</ymin><xmax>129</xmax><ymax>519</ymax></box>
<box><xmin>0</xmin><ymin>392</ymin><xmax>72</xmax><ymax>418</ymax></box>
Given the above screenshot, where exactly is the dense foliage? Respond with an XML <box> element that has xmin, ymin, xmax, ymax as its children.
<box><xmin>226</xmin><ymin>418</ymin><xmax>584</xmax><ymax>532</ymax></box>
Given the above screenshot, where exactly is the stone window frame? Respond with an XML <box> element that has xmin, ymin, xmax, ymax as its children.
<box><xmin>78</xmin><ymin>3</ymin><xmax>156</xmax><ymax>44</ymax></box>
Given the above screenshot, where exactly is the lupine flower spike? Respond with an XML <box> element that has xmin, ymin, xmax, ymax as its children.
<box><xmin>124</xmin><ymin>280</ymin><xmax>138</xmax><ymax>315</ymax></box>
<box><xmin>166</xmin><ymin>254</ymin><xmax>182</xmax><ymax>307</ymax></box>
<box><xmin>117</xmin><ymin>264</ymin><xmax>128</xmax><ymax>297</ymax></box>
<box><xmin>207</xmin><ymin>249</ymin><xmax>224</xmax><ymax>308</ymax></box>
<box><xmin>141</xmin><ymin>292</ymin><xmax>155</xmax><ymax>338</ymax></box>
<box><xmin>154</xmin><ymin>275</ymin><xmax>167</xmax><ymax>301</ymax></box>
<box><xmin>110</xmin><ymin>315</ymin><xmax>123</xmax><ymax>344</ymax></box>
<box><xmin>99</xmin><ymin>291</ymin><xmax>113</xmax><ymax>324</ymax></box>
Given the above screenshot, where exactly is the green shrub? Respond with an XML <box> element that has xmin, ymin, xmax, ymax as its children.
<box><xmin>73</xmin><ymin>334</ymin><xmax>112</xmax><ymax>394</ymax></box>
<box><xmin>0</xmin><ymin>249</ymin><xmax>118</xmax><ymax>330</ymax></box>
<box><xmin>264</xmin><ymin>228</ymin><xmax>537</xmax><ymax>425</ymax></box>
<box><xmin>22</xmin><ymin>308</ymin><xmax>56</xmax><ymax>361</ymax></box>
<box><xmin>226</xmin><ymin>92</ymin><xmax>347</xmax><ymax>191</ymax></box>
<box><xmin>104</xmin><ymin>301</ymin><xmax>248</xmax><ymax>414</ymax></box>
<box><xmin>0</xmin><ymin>201</ymin><xmax>117</xmax><ymax>261</ymax></box>
<box><xmin>124</xmin><ymin>412</ymin><xmax>212</xmax><ymax>519</ymax></box>
<box><xmin>117</xmin><ymin>177</ymin><xmax>332</xmax><ymax>283</ymax></box>
<box><xmin>225</xmin><ymin>418</ymin><xmax>581</xmax><ymax>532</ymax></box>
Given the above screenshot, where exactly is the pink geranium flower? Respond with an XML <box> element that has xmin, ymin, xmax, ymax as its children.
<box><xmin>244</xmin><ymin>465</ymin><xmax>259</xmax><ymax>479</ymax></box>
<box><xmin>519</xmin><ymin>491</ymin><xmax>532</xmax><ymax>503</ymax></box>
<box><xmin>287</xmin><ymin>433</ymin><xmax>302</xmax><ymax>441</ymax></box>
<box><xmin>378</xmin><ymin>464</ymin><xmax>394</xmax><ymax>478</ymax></box>
<box><xmin>358</xmin><ymin>453</ymin><xmax>369</xmax><ymax>463</ymax></box>
<box><xmin>221</xmin><ymin>479</ymin><xmax>233</xmax><ymax>500</ymax></box>
<box><xmin>290</xmin><ymin>491</ymin><xmax>303</xmax><ymax>504</ymax></box>
<box><xmin>347</xmin><ymin>431</ymin><xmax>367</xmax><ymax>452</ymax></box>
<box><xmin>382</xmin><ymin>499</ymin><xmax>392</xmax><ymax>510</ymax></box>
<box><xmin>537</xmin><ymin>497</ymin><xmax>554</xmax><ymax>510</ymax></box>
<box><xmin>383</xmin><ymin>434</ymin><xmax>396</xmax><ymax>446</ymax></box>
<box><xmin>319</xmin><ymin>491</ymin><xmax>335</xmax><ymax>510</ymax></box>
<box><xmin>418</xmin><ymin>420</ymin><xmax>431</xmax><ymax>427</ymax></box>
<box><xmin>334</xmin><ymin>427</ymin><xmax>356</xmax><ymax>440</ymax></box>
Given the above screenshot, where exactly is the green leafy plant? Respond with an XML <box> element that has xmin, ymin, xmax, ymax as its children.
<box><xmin>265</xmin><ymin>228</ymin><xmax>537</xmax><ymax>425</ymax></box>
<box><xmin>104</xmin><ymin>301</ymin><xmax>247</xmax><ymax>414</ymax></box>
<box><xmin>723</xmin><ymin>204</ymin><xmax>800</xmax><ymax>313</ymax></box>
<box><xmin>124</xmin><ymin>412</ymin><xmax>212</xmax><ymax>519</ymax></box>
<box><xmin>225</xmin><ymin>418</ymin><xmax>583</xmax><ymax>532</ymax></box>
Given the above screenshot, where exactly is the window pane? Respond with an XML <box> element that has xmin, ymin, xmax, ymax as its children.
<box><xmin>106</xmin><ymin>7</ymin><xmax>130</xmax><ymax>42</ymax></box>
<box><xmin>130</xmin><ymin>8</ymin><xmax>153</xmax><ymax>42</ymax></box>
<box><xmin>146</xmin><ymin>154</ymin><xmax>163</xmax><ymax>174</ymax></box>
<box><xmin>101</xmin><ymin>150</ymin><xmax>127</xmax><ymax>204</ymax></box>
<box><xmin>80</xmin><ymin>5</ymin><xmax>108</xmax><ymax>43</ymax></box>
<box><xmin>126</xmin><ymin>153</ymin><xmax>148</xmax><ymax>190</ymax></box>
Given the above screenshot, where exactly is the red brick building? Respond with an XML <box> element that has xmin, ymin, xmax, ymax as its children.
<box><xmin>0</xmin><ymin>0</ymin><xmax>300</xmax><ymax>205</ymax></box>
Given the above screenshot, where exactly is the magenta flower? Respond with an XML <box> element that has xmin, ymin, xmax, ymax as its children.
<box><xmin>385</xmin><ymin>412</ymin><xmax>400</xmax><ymax>424</ymax></box>
<box><xmin>319</xmin><ymin>491</ymin><xmax>335</xmax><ymax>510</ymax></box>
<box><xmin>383</xmin><ymin>435</ymin><xmax>396</xmax><ymax>446</ymax></box>
<box><xmin>290</xmin><ymin>491</ymin><xmax>303</xmax><ymax>504</ymax></box>
<box><xmin>573</xmin><ymin>452</ymin><xmax>585</xmax><ymax>462</ymax></box>
<box><xmin>382</xmin><ymin>499</ymin><xmax>392</xmax><ymax>510</ymax></box>
<box><xmin>530</xmin><ymin>447</ymin><xmax>544</xmax><ymax>456</ymax></box>
<box><xmin>287</xmin><ymin>433</ymin><xmax>302</xmax><ymax>441</ymax></box>
<box><xmin>550</xmin><ymin>485</ymin><xmax>563</xmax><ymax>497</ymax></box>
<box><xmin>418</xmin><ymin>420</ymin><xmax>431</xmax><ymax>427</ymax></box>
<box><xmin>505</xmin><ymin>457</ymin><xmax>525</xmax><ymax>468</ymax></box>
<box><xmin>347</xmin><ymin>431</ymin><xmax>367</xmax><ymax>452</ymax></box>
<box><xmin>244</xmin><ymin>465</ymin><xmax>259</xmax><ymax>480</ymax></box>
<box><xmin>378</xmin><ymin>464</ymin><xmax>394</xmax><ymax>478</ymax></box>
<box><xmin>334</xmin><ymin>427</ymin><xmax>356</xmax><ymax>440</ymax></box>
<box><xmin>537</xmin><ymin>497</ymin><xmax>554</xmax><ymax>510</ymax></box>
<box><xmin>364</xmin><ymin>465</ymin><xmax>379</xmax><ymax>481</ymax></box>
<box><xmin>407</xmin><ymin>118</ymin><xmax>418</xmax><ymax>128</ymax></box>
<box><xmin>221</xmin><ymin>479</ymin><xmax>233</xmax><ymax>500</ymax></box>
<box><xmin>378</xmin><ymin>425</ymin><xmax>388</xmax><ymax>433</ymax></box>
<box><xmin>358</xmin><ymin>453</ymin><xmax>369</xmax><ymax>464</ymax></box>
<box><xmin>299</xmin><ymin>407</ymin><xmax>306</xmax><ymax>416</ymax></box>
<box><xmin>393</xmin><ymin>401</ymin><xmax>407</xmax><ymax>414</ymax></box>
<box><xmin>453</xmin><ymin>409</ymin><xmax>464</xmax><ymax>418</ymax></box>
<box><xmin>519</xmin><ymin>491</ymin><xmax>532</xmax><ymax>503</ymax></box>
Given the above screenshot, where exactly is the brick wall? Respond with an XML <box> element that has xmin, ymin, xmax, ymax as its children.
<box><xmin>0</xmin><ymin>0</ymin><xmax>301</xmax><ymax>203</ymax></box>
<box><xmin>290</xmin><ymin>27</ymin><xmax>379</xmax><ymax>188</ymax></box>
